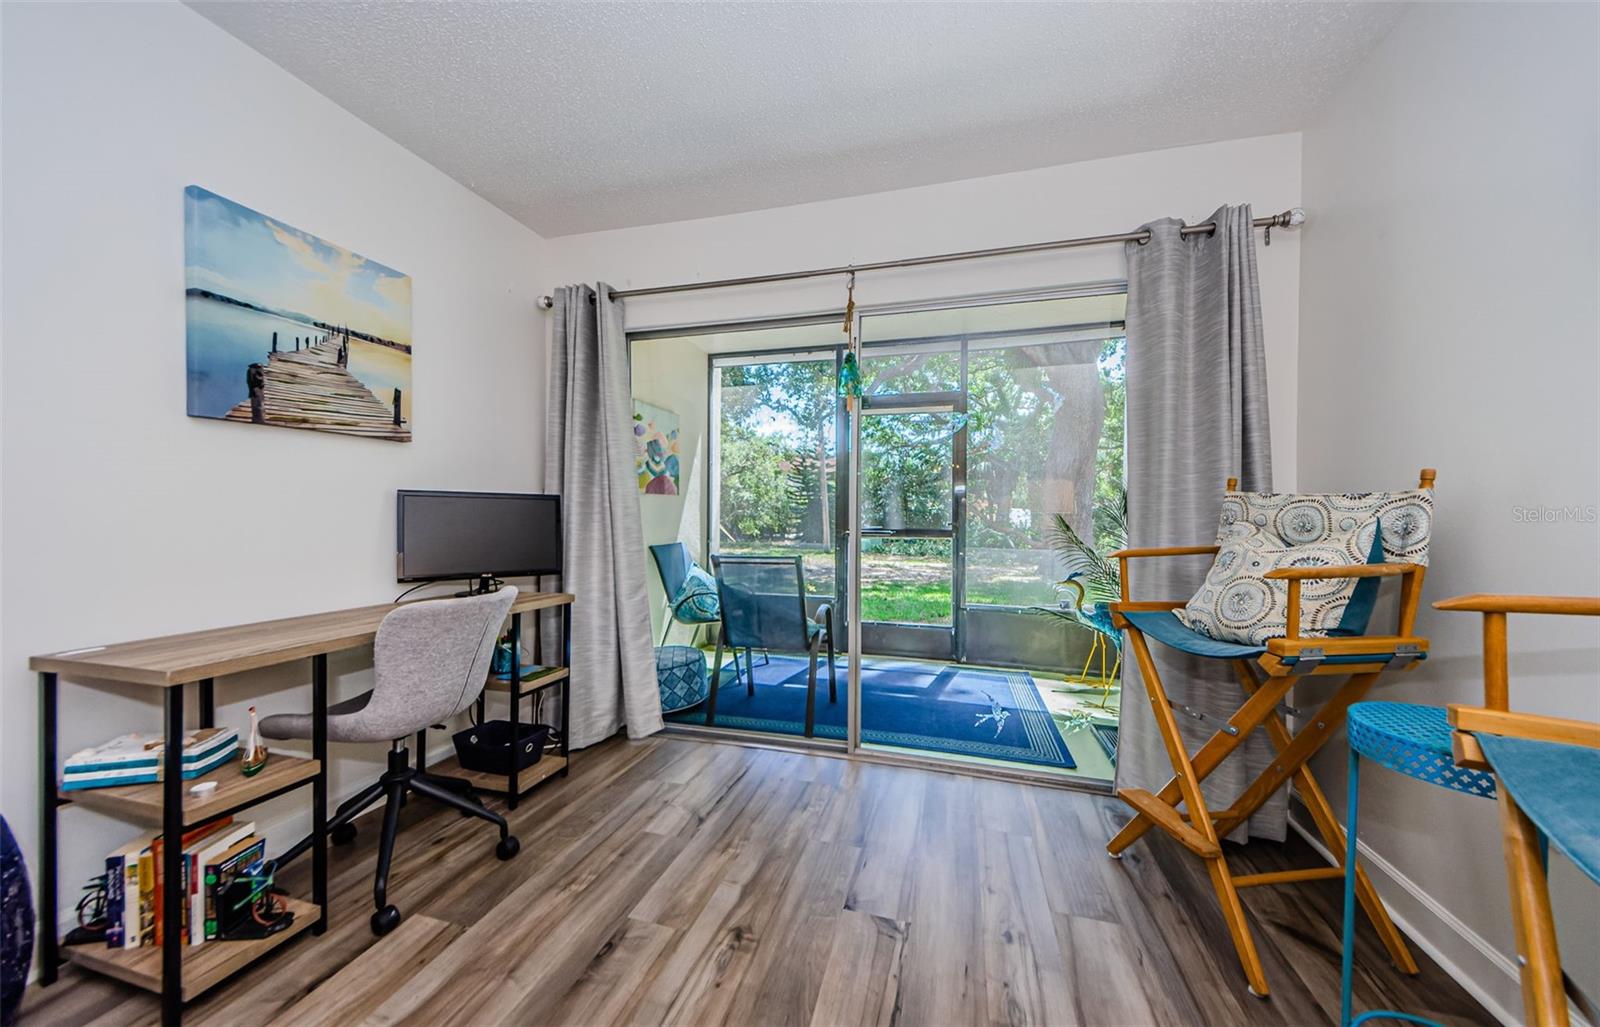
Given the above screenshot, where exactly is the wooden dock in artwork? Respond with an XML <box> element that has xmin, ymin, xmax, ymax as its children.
<box><xmin>225</xmin><ymin>331</ymin><xmax>410</xmax><ymax>441</ymax></box>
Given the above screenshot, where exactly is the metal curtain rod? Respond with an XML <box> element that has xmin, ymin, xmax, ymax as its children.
<box><xmin>536</xmin><ymin>207</ymin><xmax>1304</xmax><ymax>309</ymax></box>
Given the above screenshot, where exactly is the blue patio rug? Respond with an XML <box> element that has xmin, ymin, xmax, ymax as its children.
<box><xmin>665</xmin><ymin>653</ymin><xmax>1074</xmax><ymax>769</ymax></box>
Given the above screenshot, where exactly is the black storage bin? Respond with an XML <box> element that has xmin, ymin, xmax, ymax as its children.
<box><xmin>452</xmin><ymin>720</ymin><xmax>550</xmax><ymax>776</ymax></box>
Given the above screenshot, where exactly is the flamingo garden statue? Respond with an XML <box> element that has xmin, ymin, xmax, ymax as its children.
<box><xmin>1058</xmin><ymin>572</ymin><xmax>1121</xmax><ymax>709</ymax></box>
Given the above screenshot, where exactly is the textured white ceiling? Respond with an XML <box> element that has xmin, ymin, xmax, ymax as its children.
<box><xmin>188</xmin><ymin>1</ymin><xmax>1402</xmax><ymax>237</ymax></box>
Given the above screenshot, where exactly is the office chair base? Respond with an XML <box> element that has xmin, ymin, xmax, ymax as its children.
<box><xmin>274</xmin><ymin>744</ymin><xmax>520</xmax><ymax>936</ymax></box>
<box><xmin>371</xmin><ymin>904</ymin><xmax>401</xmax><ymax>937</ymax></box>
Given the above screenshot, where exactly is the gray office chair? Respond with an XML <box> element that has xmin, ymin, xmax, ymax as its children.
<box><xmin>264</xmin><ymin>588</ymin><xmax>521</xmax><ymax>936</ymax></box>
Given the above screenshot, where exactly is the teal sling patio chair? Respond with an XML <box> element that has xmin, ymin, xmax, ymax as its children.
<box><xmin>706</xmin><ymin>555</ymin><xmax>836</xmax><ymax>737</ymax></box>
<box><xmin>1106</xmin><ymin>469</ymin><xmax>1438</xmax><ymax>997</ymax></box>
<box><xmin>1441</xmin><ymin>594</ymin><xmax>1600</xmax><ymax>1027</ymax></box>
<box><xmin>649</xmin><ymin>542</ymin><xmax>719</xmax><ymax>646</ymax></box>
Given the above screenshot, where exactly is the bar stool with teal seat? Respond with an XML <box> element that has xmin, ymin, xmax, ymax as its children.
<box><xmin>1341</xmin><ymin>700</ymin><xmax>1497</xmax><ymax>1027</ymax></box>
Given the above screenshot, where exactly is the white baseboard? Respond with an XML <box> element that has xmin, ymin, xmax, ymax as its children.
<box><xmin>1289</xmin><ymin>807</ymin><xmax>1590</xmax><ymax>1027</ymax></box>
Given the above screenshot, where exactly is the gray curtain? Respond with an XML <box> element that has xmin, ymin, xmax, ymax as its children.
<box><xmin>545</xmin><ymin>284</ymin><xmax>664</xmax><ymax>746</ymax></box>
<box><xmin>1116</xmin><ymin>205</ymin><xmax>1282</xmax><ymax>840</ymax></box>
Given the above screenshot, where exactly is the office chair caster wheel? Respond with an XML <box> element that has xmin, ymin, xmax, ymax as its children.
<box><xmin>496</xmin><ymin>836</ymin><xmax>520</xmax><ymax>860</ymax></box>
<box><xmin>371</xmin><ymin>904</ymin><xmax>401</xmax><ymax>936</ymax></box>
<box><xmin>331</xmin><ymin>823</ymin><xmax>357</xmax><ymax>846</ymax></box>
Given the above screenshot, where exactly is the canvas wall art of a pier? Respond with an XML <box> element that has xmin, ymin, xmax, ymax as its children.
<box><xmin>184</xmin><ymin>185</ymin><xmax>413</xmax><ymax>441</ymax></box>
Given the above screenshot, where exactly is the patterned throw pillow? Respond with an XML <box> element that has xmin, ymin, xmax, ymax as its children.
<box><xmin>670</xmin><ymin>564</ymin><xmax>721</xmax><ymax>623</ymax></box>
<box><xmin>1176</xmin><ymin>521</ymin><xmax>1380</xmax><ymax>645</ymax></box>
<box><xmin>1216</xmin><ymin>489</ymin><xmax>1434</xmax><ymax>565</ymax></box>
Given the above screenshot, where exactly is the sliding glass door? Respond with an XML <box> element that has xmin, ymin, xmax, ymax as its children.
<box><xmin>640</xmin><ymin>286</ymin><xmax>1127</xmax><ymax>782</ymax></box>
<box><xmin>849</xmin><ymin>289</ymin><xmax>1128</xmax><ymax>780</ymax></box>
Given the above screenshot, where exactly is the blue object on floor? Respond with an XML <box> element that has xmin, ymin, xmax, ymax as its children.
<box><xmin>656</xmin><ymin>645</ymin><xmax>710</xmax><ymax>713</ymax></box>
<box><xmin>665</xmin><ymin>653</ymin><xmax>1075</xmax><ymax>769</ymax></box>
<box><xmin>1477</xmin><ymin>733</ymin><xmax>1600</xmax><ymax>887</ymax></box>
<box><xmin>1</xmin><ymin>816</ymin><xmax>33</xmax><ymax>1026</ymax></box>
<box><xmin>1092</xmin><ymin>722</ymin><xmax>1119</xmax><ymax>762</ymax></box>
<box><xmin>1341</xmin><ymin>702</ymin><xmax>1496</xmax><ymax>1027</ymax></box>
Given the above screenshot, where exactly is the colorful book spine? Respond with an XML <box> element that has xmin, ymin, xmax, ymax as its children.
<box><xmin>148</xmin><ymin>818</ymin><xmax>232</xmax><ymax>947</ymax></box>
<box><xmin>126</xmin><ymin>848</ymin><xmax>143</xmax><ymax>948</ymax></box>
<box><xmin>104</xmin><ymin>853</ymin><xmax>125</xmax><ymax>948</ymax></box>
<box><xmin>204</xmin><ymin>837</ymin><xmax>265</xmax><ymax>941</ymax></box>
<box><xmin>189</xmin><ymin>822</ymin><xmax>253</xmax><ymax>947</ymax></box>
<box><xmin>136</xmin><ymin>849</ymin><xmax>154</xmax><ymax>947</ymax></box>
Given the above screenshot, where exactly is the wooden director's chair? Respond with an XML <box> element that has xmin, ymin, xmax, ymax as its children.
<box><xmin>1442</xmin><ymin>594</ymin><xmax>1600</xmax><ymax>1027</ymax></box>
<box><xmin>1106</xmin><ymin>469</ymin><xmax>1438</xmax><ymax>997</ymax></box>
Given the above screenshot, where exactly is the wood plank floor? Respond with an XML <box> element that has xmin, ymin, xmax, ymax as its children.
<box><xmin>21</xmin><ymin>735</ymin><xmax>1493</xmax><ymax>1026</ymax></box>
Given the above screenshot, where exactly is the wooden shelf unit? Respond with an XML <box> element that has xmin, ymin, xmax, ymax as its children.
<box><xmin>483</xmin><ymin>665</ymin><xmax>568</xmax><ymax>694</ymax></box>
<box><xmin>429</xmin><ymin>753</ymin><xmax>568</xmax><ymax>795</ymax></box>
<box><xmin>465</xmin><ymin>594</ymin><xmax>572</xmax><ymax>807</ymax></box>
<box><xmin>64</xmin><ymin>897</ymin><xmax>320</xmax><ymax>1002</ymax></box>
<box><xmin>32</xmin><ymin>589</ymin><xmax>574</xmax><ymax>1024</ymax></box>
<box><xmin>60</xmin><ymin>756</ymin><xmax>320</xmax><ymax>828</ymax></box>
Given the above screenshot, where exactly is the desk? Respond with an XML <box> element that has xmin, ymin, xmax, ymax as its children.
<box><xmin>31</xmin><ymin>589</ymin><xmax>573</xmax><ymax>1025</ymax></box>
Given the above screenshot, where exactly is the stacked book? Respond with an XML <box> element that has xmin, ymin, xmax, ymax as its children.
<box><xmin>104</xmin><ymin>819</ymin><xmax>267</xmax><ymax>949</ymax></box>
<box><xmin>62</xmin><ymin>728</ymin><xmax>238</xmax><ymax>791</ymax></box>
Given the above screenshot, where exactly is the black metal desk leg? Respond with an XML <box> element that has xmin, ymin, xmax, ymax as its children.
<box><xmin>161</xmin><ymin>686</ymin><xmax>185</xmax><ymax>1026</ymax></box>
<box><xmin>311</xmin><ymin>655</ymin><xmax>328</xmax><ymax>934</ymax></box>
<box><xmin>561</xmin><ymin>603</ymin><xmax>571</xmax><ymax>776</ymax></box>
<box><xmin>37</xmin><ymin>672</ymin><xmax>58</xmax><ymax>986</ymax></box>
<box><xmin>198</xmin><ymin>678</ymin><xmax>214</xmax><ymax>729</ymax></box>
<box><xmin>508</xmin><ymin>612</ymin><xmax>522</xmax><ymax>806</ymax></box>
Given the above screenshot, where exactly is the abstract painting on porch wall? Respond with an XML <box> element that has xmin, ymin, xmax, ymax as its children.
<box><xmin>634</xmin><ymin>400</ymin><xmax>680</xmax><ymax>495</ymax></box>
<box><xmin>184</xmin><ymin>185</ymin><xmax>413</xmax><ymax>441</ymax></box>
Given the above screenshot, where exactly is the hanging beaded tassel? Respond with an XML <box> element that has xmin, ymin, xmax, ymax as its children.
<box><xmin>838</xmin><ymin>270</ymin><xmax>863</xmax><ymax>409</ymax></box>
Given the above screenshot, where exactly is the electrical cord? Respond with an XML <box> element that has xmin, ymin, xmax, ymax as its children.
<box><xmin>394</xmin><ymin>581</ymin><xmax>448</xmax><ymax>603</ymax></box>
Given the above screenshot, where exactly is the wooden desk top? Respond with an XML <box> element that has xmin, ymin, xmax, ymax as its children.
<box><xmin>29</xmin><ymin>591</ymin><xmax>573</xmax><ymax>688</ymax></box>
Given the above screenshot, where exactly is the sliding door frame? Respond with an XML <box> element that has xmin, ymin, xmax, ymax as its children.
<box><xmin>632</xmin><ymin>280</ymin><xmax>1127</xmax><ymax>793</ymax></box>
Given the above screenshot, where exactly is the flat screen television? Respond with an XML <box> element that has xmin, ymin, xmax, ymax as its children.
<box><xmin>396</xmin><ymin>490</ymin><xmax>562</xmax><ymax>586</ymax></box>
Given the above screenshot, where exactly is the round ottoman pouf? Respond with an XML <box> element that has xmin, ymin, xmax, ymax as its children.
<box><xmin>1</xmin><ymin>815</ymin><xmax>34</xmax><ymax>1025</ymax></box>
<box><xmin>657</xmin><ymin>645</ymin><xmax>709</xmax><ymax>713</ymax></box>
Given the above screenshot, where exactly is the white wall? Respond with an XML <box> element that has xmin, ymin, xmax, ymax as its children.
<box><xmin>1297</xmin><ymin>4</ymin><xmax>1600</xmax><ymax>1022</ymax></box>
<box><xmin>553</xmin><ymin>132</ymin><xmax>1304</xmax><ymax>489</ymax></box>
<box><xmin>0</xmin><ymin>0</ymin><xmax>550</xmax><ymax>942</ymax></box>
<box><xmin>629</xmin><ymin>337</ymin><xmax>709</xmax><ymax>639</ymax></box>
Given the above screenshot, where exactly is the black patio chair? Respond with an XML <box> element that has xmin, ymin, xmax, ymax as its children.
<box><xmin>707</xmin><ymin>555</ymin><xmax>836</xmax><ymax>737</ymax></box>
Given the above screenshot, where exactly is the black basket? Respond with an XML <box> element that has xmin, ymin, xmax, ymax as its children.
<box><xmin>451</xmin><ymin>720</ymin><xmax>551</xmax><ymax>776</ymax></box>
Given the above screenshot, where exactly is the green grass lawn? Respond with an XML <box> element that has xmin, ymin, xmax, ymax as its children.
<box><xmin>718</xmin><ymin>545</ymin><xmax>1059</xmax><ymax>625</ymax></box>
<box><xmin>860</xmin><ymin>580</ymin><xmax>1048</xmax><ymax>623</ymax></box>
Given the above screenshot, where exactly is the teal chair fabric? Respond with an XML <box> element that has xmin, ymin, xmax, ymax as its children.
<box><xmin>649</xmin><ymin>542</ymin><xmax>692</xmax><ymax>599</ymax></box>
<box><xmin>1122</xmin><ymin>610</ymin><xmax>1429</xmax><ymax>668</ymax></box>
<box><xmin>1478</xmin><ymin>734</ymin><xmax>1600</xmax><ymax>886</ymax></box>
<box><xmin>650</xmin><ymin>542</ymin><xmax>721</xmax><ymax>645</ymax></box>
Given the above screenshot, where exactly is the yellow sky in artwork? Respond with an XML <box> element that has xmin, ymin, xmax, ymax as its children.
<box><xmin>265</xmin><ymin>220</ymin><xmax>412</xmax><ymax>347</ymax></box>
<box><xmin>186</xmin><ymin>187</ymin><xmax>413</xmax><ymax>349</ymax></box>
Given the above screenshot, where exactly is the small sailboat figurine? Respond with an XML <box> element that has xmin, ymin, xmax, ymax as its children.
<box><xmin>241</xmin><ymin>705</ymin><xmax>268</xmax><ymax>777</ymax></box>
